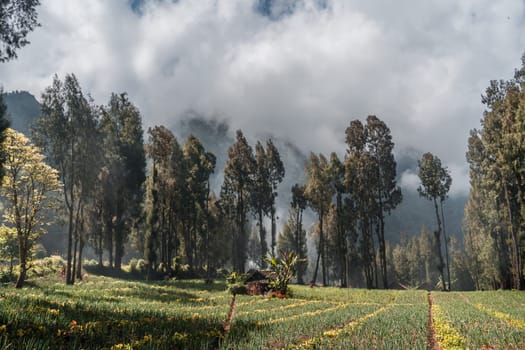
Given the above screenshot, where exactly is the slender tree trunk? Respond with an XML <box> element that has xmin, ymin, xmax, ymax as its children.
<box><xmin>503</xmin><ymin>182</ymin><xmax>522</xmax><ymax>290</ymax></box>
<box><xmin>192</xmin><ymin>210</ymin><xmax>198</xmax><ymax>272</ymax></box>
<box><xmin>66</xmin><ymin>205</ymin><xmax>74</xmax><ymax>285</ymax></box>
<box><xmin>312</xmin><ymin>239</ymin><xmax>321</xmax><ymax>286</ymax></box>
<box><xmin>72</xmin><ymin>234</ymin><xmax>78</xmax><ymax>284</ymax></box>
<box><xmin>336</xmin><ymin>194</ymin><xmax>347</xmax><ymax>287</ymax></box>
<box><xmin>295</xmin><ymin>208</ymin><xmax>304</xmax><ymax>284</ymax></box>
<box><xmin>161</xmin><ymin>208</ymin><xmax>166</xmax><ymax>267</ymax></box>
<box><xmin>238</xmin><ymin>192</ymin><xmax>245</xmax><ymax>273</ymax></box>
<box><xmin>380</xmin><ymin>220</ymin><xmax>388</xmax><ymax>289</ymax></box>
<box><xmin>312</xmin><ymin>212</ymin><xmax>325</xmax><ymax>286</ymax></box>
<box><xmin>15</xmin><ymin>236</ymin><xmax>27</xmax><ymax>289</ymax></box>
<box><xmin>108</xmin><ymin>227</ymin><xmax>114</xmax><ymax>268</ymax></box>
<box><xmin>98</xmin><ymin>238</ymin><xmax>103</xmax><ymax>267</ymax></box>
<box><xmin>258</xmin><ymin>208</ymin><xmax>267</xmax><ymax>266</ymax></box>
<box><xmin>65</xmin><ymin>141</ymin><xmax>76</xmax><ymax>285</ymax></box>
<box><xmin>115</xmin><ymin>231</ymin><xmax>123</xmax><ymax>271</ymax></box>
<box><xmin>440</xmin><ymin>201</ymin><xmax>451</xmax><ymax>291</ymax></box>
<box><xmin>205</xmin><ymin>182</ymin><xmax>211</xmax><ymax>281</ymax></box>
<box><xmin>372</xmin><ymin>230</ymin><xmax>378</xmax><ymax>289</ymax></box>
<box><xmin>168</xmin><ymin>211</ymin><xmax>174</xmax><ymax>271</ymax></box>
<box><xmin>432</xmin><ymin>198</ymin><xmax>446</xmax><ymax>291</ymax></box>
<box><xmin>76</xmin><ymin>235</ymin><xmax>84</xmax><ymax>280</ymax></box>
<box><xmin>271</xmin><ymin>206</ymin><xmax>276</xmax><ymax>256</ymax></box>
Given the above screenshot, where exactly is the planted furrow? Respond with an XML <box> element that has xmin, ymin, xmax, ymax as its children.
<box><xmin>427</xmin><ymin>293</ymin><xmax>439</xmax><ymax>350</ymax></box>
<box><xmin>236</xmin><ymin>300</ymin><xmax>314</xmax><ymax>316</ymax></box>
<box><xmin>474</xmin><ymin>303</ymin><xmax>525</xmax><ymax>330</ymax></box>
<box><xmin>431</xmin><ymin>303</ymin><xmax>466</xmax><ymax>350</ymax></box>
<box><xmin>288</xmin><ymin>305</ymin><xmax>390</xmax><ymax>349</ymax></box>
<box><xmin>265</xmin><ymin>302</ymin><xmax>350</xmax><ymax>325</ymax></box>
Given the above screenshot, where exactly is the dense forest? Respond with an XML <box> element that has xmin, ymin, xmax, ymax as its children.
<box><xmin>1</xmin><ymin>57</ymin><xmax>524</xmax><ymax>290</ymax></box>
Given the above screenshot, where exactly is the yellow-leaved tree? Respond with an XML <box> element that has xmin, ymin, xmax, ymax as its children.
<box><xmin>1</xmin><ymin>128</ymin><xmax>61</xmax><ymax>288</ymax></box>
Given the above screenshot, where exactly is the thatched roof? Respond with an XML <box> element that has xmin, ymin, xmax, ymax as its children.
<box><xmin>245</xmin><ymin>269</ymin><xmax>272</xmax><ymax>283</ymax></box>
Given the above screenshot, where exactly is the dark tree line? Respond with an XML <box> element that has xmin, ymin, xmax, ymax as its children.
<box><xmin>2</xmin><ymin>73</ymin><xmax>468</xmax><ymax>292</ymax></box>
<box><xmin>464</xmin><ymin>57</ymin><xmax>525</xmax><ymax>290</ymax></box>
<box><xmin>300</xmin><ymin>116</ymin><xmax>402</xmax><ymax>288</ymax></box>
<box><xmin>24</xmin><ymin>75</ymin><xmax>290</xmax><ymax>281</ymax></box>
<box><xmin>33</xmin><ymin>75</ymin><xmax>146</xmax><ymax>283</ymax></box>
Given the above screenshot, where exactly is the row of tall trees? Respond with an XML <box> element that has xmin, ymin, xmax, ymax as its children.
<box><xmin>2</xmin><ymin>75</ymin><xmax>460</xmax><ymax>291</ymax></box>
<box><xmin>301</xmin><ymin>116</ymin><xmax>402</xmax><ymax>288</ymax></box>
<box><xmin>464</xmin><ymin>58</ymin><xmax>525</xmax><ymax>290</ymax></box>
<box><xmin>220</xmin><ymin>131</ymin><xmax>285</xmax><ymax>273</ymax></box>
<box><xmin>141</xmin><ymin>126</ymin><xmax>217</xmax><ymax>279</ymax></box>
<box><xmin>33</xmin><ymin>74</ymin><xmax>146</xmax><ymax>284</ymax></box>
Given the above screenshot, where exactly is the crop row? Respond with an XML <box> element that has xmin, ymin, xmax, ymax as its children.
<box><xmin>431</xmin><ymin>292</ymin><xmax>525</xmax><ymax>349</ymax></box>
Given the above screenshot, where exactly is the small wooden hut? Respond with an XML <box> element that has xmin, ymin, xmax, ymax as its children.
<box><xmin>245</xmin><ymin>269</ymin><xmax>272</xmax><ymax>296</ymax></box>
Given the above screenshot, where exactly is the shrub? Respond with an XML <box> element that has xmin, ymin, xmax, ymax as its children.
<box><xmin>129</xmin><ymin>258</ymin><xmax>138</xmax><ymax>273</ymax></box>
<box><xmin>83</xmin><ymin>259</ymin><xmax>98</xmax><ymax>267</ymax></box>
<box><xmin>136</xmin><ymin>259</ymin><xmax>146</xmax><ymax>274</ymax></box>
<box><xmin>265</xmin><ymin>251</ymin><xmax>302</xmax><ymax>297</ymax></box>
<box><xmin>28</xmin><ymin>255</ymin><xmax>65</xmax><ymax>277</ymax></box>
<box><xmin>226</xmin><ymin>271</ymin><xmax>248</xmax><ymax>295</ymax></box>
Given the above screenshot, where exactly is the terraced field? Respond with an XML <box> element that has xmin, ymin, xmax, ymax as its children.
<box><xmin>0</xmin><ymin>275</ymin><xmax>524</xmax><ymax>349</ymax></box>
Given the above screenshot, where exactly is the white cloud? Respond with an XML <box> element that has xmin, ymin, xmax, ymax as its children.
<box><xmin>399</xmin><ymin>170</ymin><xmax>420</xmax><ymax>192</ymax></box>
<box><xmin>1</xmin><ymin>0</ymin><xmax>525</xmax><ymax>194</ymax></box>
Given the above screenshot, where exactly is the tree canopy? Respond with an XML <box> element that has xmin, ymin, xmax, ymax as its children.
<box><xmin>0</xmin><ymin>0</ymin><xmax>40</xmax><ymax>62</ymax></box>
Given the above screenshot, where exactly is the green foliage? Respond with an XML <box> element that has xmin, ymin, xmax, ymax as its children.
<box><xmin>28</xmin><ymin>255</ymin><xmax>65</xmax><ymax>277</ymax></box>
<box><xmin>1</xmin><ymin>274</ymin><xmax>524</xmax><ymax>348</ymax></box>
<box><xmin>226</xmin><ymin>271</ymin><xmax>248</xmax><ymax>295</ymax></box>
<box><xmin>1</xmin><ymin>128</ymin><xmax>61</xmax><ymax>288</ymax></box>
<box><xmin>304</xmin><ymin>152</ymin><xmax>333</xmax><ymax>286</ymax></box>
<box><xmin>35</xmin><ymin>74</ymin><xmax>102</xmax><ymax>284</ymax></box>
<box><xmin>0</xmin><ymin>0</ymin><xmax>40</xmax><ymax>62</ymax></box>
<box><xmin>136</xmin><ymin>259</ymin><xmax>146</xmax><ymax>274</ymax></box>
<box><xmin>100</xmin><ymin>93</ymin><xmax>146</xmax><ymax>271</ymax></box>
<box><xmin>277</xmin><ymin>208</ymin><xmax>307</xmax><ymax>284</ymax></box>
<box><xmin>221</xmin><ymin>130</ymin><xmax>256</xmax><ymax>273</ymax></box>
<box><xmin>392</xmin><ymin>227</ymin><xmax>435</xmax><ymax>288</ymax></box>
<box><xmin>417</xmin><ymin>152</ymin><xmax>451</xmax><ymax>290</ymax></box>
<box><xmin>0</xmin><ymin>225</ymin><xmax>17</xmax><ymax>268</ymax></box>
<box><xmin>464</xmin><ymin>56</ymin><xmax>525</xmax><ymax>290</ymax></box>
<box><xmin>417</xmin><ymin>153</ymin><xmax>451</xmax><ymax>202</ymax></box>
<box><xmin>0</xmin><ymin>92</ymin><xmax>10</xmax><ymax>184</ymax></box>
<box><xmin>265</xmin><ymin>251</ymin><xmax>301</xmax><ymax>296</ymax></box>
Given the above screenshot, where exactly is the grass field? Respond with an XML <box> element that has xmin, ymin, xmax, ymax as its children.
<box><xmin>0</xmin><ymin>272</ymin><xmax>524</xmax><ymax>349</ymax></box>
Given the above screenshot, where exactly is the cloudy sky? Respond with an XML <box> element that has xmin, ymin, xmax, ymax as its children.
<box><xmin>1</xmin><ymin>0</ymin><xmax>525</xmax><ymax>196</ymax></box>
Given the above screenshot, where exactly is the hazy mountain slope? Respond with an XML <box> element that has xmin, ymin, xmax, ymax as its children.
<box><xmin>3</xmin><ymin>91</ymin><xmax>41</xmax><ymax>136</ymax></box>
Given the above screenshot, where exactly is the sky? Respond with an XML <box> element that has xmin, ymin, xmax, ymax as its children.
<box><xmin>1</xmin><ymin>0</ymin><xmax>525</xmax><ymax>196</ymax></box>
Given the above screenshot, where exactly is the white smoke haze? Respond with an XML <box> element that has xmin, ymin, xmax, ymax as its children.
<box><xmin>1</xmin><ymin>0</ymin><xmax>525</xmax><ymax>196</ymax></box>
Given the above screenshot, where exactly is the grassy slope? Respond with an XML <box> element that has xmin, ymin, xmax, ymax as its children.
<box><xmin>0</xmin><ymin>274</ymin><xmax>524</xmax><ymax>349</ymax></box>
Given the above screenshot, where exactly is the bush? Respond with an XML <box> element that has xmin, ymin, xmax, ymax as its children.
<box><xmin>158</xmin><ymin>262</ymin><xmax>167</xmax><ymax>273</ymax></box>
<box><xmin>83</xmin><ymin>259</ymin><xmax>98</xmax><ymax>267</ymax></box>
<box><xmin>136</xmin><ymin>259</ymin><xmax>146</xmax><ymax>274</ymax></box>
<box><xmin>226</xmin><ymin>271</ymin><xmax>248</xmax><ymax>295</ymax></box>
<box><xmin>29</xmin><ymin>255</ymin><xmax>65</xmax><ymax>277</ymax></box>
<box><xmin>265</xmin><ymin>252</ymin><xmax>301</xmax><ymax>297</ymax></box>
<box><xmin>0</xmin><ymin>271</ymin><xmax>15</xmax><ymax>284</ymax></box>
<box><xmin>129</xmin><ymin>258</ymin><xmax>138</xmax><ymax>273</ymax></box>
